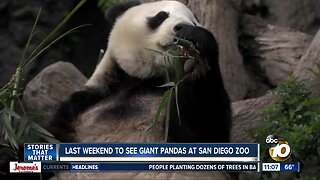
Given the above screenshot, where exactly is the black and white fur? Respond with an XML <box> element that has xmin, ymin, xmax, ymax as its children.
<box><xmin>0</xmin><ymin>1</ymin><xmax>233</xmax><ymax>179</ymax></box>
<box><xmin>51</xmin><ymin>0</ymin><xmax>231</xmax><ymax>145</ymax></box>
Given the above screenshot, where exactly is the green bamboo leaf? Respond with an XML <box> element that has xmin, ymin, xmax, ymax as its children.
<box><xmin>175</xmin><ymin>86</ymin><xmax>181</xmax><ymax>125</ymax></box>
<box><xmin>147</xmin><ymin>89</ymin><xmax>172</xmax><ymax>130</ymax></box>
<box><xmin>30</xmin><ymin>121</ymin><xmax>55</xmax><ymax>138</ymax></box>
<box><xmin>0</xmin><ymin>89</ymin><xmax>7</xmax><ymax>96</ymax></box>
<box><xmin>24</xmin><ymin>120</ymin><xmax>31</xmax><ymax>136</ymax></box>
<box><xmin>164</xmin><ymin>92</ymin><xmax>172</xmax><ymax>142</ymax></box>
<box><xmin>146</xmin><ymin>48</ymin><xmax>187</xmax><ymax>59</ymax></box>
<box><xmin>3</xmin><ymin>106</ymin><xmax>21</xmax><ymax>119</ymax></box>
<box><xmin>6</xmin><ymin>134</ymin><xmax>19</xmax><ymax>151</ymax></box>
<box><xmin>1</xmin><ymin>111</ymin><xmax>18</xmax><ymax>150</ymax></box>
<box><xmin>0</xmin><ymin>82</ymin><xmax>9</xmax><ymax>92</ymax></box>
<box><xmin>16</xmin><ymin>118</ymin><xmax>29</xmax><ymax>139</ymax></box>
<box><xmin>145</xmin><ymin>48</ymin><xmax>165</xmax><ymax>56</ymax></box>
<box><xmin>157</xmin><ymin>82</ymin><xmax>175</xmax><ymax>88</ymax></box>
<box><xmin>19</xmin><ymin>8</ymin><xmax>42</xmax><ymax>67</ymax></box>
<box><xmin>9</xmin><ymin>69</ymin><xmax>22</xmax><ymax>120</ymax></box>
<box><xmin>174</xmin><ymin>37</ymin><xmax>193</xmax><ymax>47</ymax></box>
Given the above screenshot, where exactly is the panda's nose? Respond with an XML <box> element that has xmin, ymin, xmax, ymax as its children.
<box><xmin>173</xmin><ymin>24</ymin><xmax>184</xmax><ymax>32</ymax></box>
<box><xmin>174</xmin><ymin>23</ymin><xmax>193</xmax><ymax>33</ymax></box>
<box><xmin>173</xmin><ymin>23</ymin><xmax>188</xmax><ymax>33</ymax></box>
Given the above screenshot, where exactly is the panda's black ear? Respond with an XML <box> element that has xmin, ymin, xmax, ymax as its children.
<box><xmin>105</xmin><ymin>1</ymin><xmax>141</xmax><ymax>24</ymax></box>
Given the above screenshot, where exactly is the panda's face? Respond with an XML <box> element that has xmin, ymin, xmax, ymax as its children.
<box><xmin>107</xmin><ymin>1</ymin><xmax>200</xmax><ymax>79</ymax></box>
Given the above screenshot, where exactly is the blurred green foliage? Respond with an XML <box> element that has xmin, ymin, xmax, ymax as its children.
<box><xmin>97</xmin><ymin>0</ymin><xmax>116</xmax><ymax>11</ymax></box>
<box><xmin>249</xmin><ymin>77</ymin><xmax>320</xmax><ymax>178</ymax></box>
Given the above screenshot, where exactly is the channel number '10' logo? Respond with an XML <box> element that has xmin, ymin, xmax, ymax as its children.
<box><xmin>265</xmin><ymin>135</ymin><xmax>291</xmax><ymax>162</ymax></box>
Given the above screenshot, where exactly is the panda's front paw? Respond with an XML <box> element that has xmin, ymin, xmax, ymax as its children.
<box><xmin>174</xmin><ymin>24</ymin><xmax>218</xmax><ymax>79</ymax></box>
<box><xmin>174</xmin><ymin>24</ymin><xmax>217</xmax><ymax>58</ymax></box>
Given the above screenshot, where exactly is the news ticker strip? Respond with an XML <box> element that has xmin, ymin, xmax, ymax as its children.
<box><xmin>24</xmin><ymin>143</ymin><xmax>260</xmax><ymax>162</ymax></box>
<box><xmin>10</xmin><ymin>162</ymin><xmax>260</xmax><ymax>173</ymax></box>
<box><xmin>10</xmin><ymin>162</ymin><xmax>301</xmax><ymax>173</ymax></box>
<box><xmin>262</xmin><ymin>162</ymin><xmax>300</xmax><ymax>172</ymax></box>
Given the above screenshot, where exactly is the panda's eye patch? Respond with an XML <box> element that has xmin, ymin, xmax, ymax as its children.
<box><xmin>147</xmin><ymin>11</ymin><xmax>169</xmax><ymax>30</ymax></box>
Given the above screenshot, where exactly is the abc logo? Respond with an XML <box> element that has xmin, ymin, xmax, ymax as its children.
<box><xmin>265</xmin><ymin>135</ymin><xmax>291</xmax><ymax>162</ymax></box>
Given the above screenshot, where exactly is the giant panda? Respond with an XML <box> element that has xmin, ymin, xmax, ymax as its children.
<box><xmin>0</xmin><ymin>1</ymin><xmax>233</xmax><ymax>179</ymax></box>
<box><xmin>51</xmin><ymin>0</ymin><xmax>231</xmax><ymax>143</ymax></box>
<box><xmin>49</xmin><ymin>0</ymin><xmax>232</xmax><ymax>179</ymax></box>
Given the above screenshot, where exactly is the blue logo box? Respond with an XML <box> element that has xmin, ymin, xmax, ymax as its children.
<box><xmin>24</xmin><ymin>143</ymin><xmax>58</xmax><ymax>161</ymax></box>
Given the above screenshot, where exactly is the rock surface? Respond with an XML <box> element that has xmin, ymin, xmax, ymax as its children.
<box><xmin>23</xmin><ymin>61</ymin><xmax>87</xmax><ymax>127</ymax></box>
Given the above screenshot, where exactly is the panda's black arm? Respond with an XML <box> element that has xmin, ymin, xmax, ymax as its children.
<box><xmin>169</xmin><ymin>24</ymin><xmax>232</xmax><ymax>143</ymax></box>
<box><xmin>169</xmin><ymin>69</ymin><xmax>232</xmax><ymax>143</ymax></box>
<box><xmin>49</xmin><ymin>90</ymin><xmax>103</xmax><ymax>142</ymax></box>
